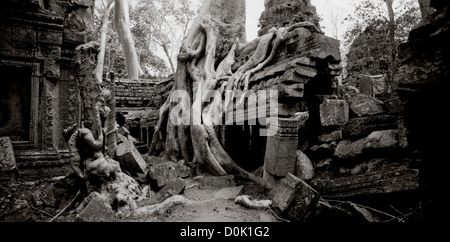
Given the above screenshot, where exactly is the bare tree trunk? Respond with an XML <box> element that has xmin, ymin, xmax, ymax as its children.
<box><xmin>114</xmin><ymin>0</ymin><xmax>143</xmax><ymax>80</ymax></box>
<box><xmin>162</xmin><ymin>43</ymin><xmax>176</xmax><ymax>74</ymax></box>
<box><xmin>95</xmin><ymin>0</ymin><xmax>114</xmax><ymax>83</ymax></box>
<box><xmin>384</xmin><ymin>0</ymin><xmax>396</xmax><ymax>93</ymax></box>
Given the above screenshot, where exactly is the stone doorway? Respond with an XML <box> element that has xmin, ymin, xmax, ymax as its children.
<box><xmin>0</xmin><ymin>65</ymin><xmax>32</xmax><ymax>142</ymax></box>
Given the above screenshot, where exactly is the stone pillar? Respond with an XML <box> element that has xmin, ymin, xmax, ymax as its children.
<box><xmin>263</xmin><ymin>117</ymin><xmax>299</xmax><ymax>186</ymax></box>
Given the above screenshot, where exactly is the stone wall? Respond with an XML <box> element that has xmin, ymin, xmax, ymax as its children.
<box><xmin>114</xmin><ymin>76</ymin><xmax>173</xmax><ymax>109</ymax></box>
<box><xmin>258</xmin><ymin>0</ymin><xmax>321</xmax><ymax>36</ymax></box>
<box><xmin>395</xmin><ymin>0</ymin><xmax>449</xmax><ymax>221</ymax></box>
<box><xmin>0</xmin><ymin>0</ymin><xmax>95</xmax><ymax>179</ymax></box>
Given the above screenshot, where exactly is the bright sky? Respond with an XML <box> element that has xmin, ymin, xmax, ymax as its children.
<box><xmin>245</xmin><ymin>0</ymin><xmax>356</xmax><ymax>40</ymax></box>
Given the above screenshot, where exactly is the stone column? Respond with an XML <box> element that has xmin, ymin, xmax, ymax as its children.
<box><xmin>263</xmin><ymin>117</ymin><xmax>300</xmax><ymax>186</ymax></box>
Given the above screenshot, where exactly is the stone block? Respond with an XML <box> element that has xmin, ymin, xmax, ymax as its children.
<box><xmin>0</xmin><ymin>137</ymin><xmax>18</xmax><ymax>183</ymax></box>
<box><xmin>311</xmin><ymin>167</ymin><xmax>419</xmax><ymax>199</ymax></box>
<box><xmin>214</xmin><ymin>186</ymin><xmax>244</xmax><ymax>200</ymax></box>
<box><xmin>364</xmin><ymin>130</ymin><xmax>398</xmax><ymax>149</ymax></box>
<box><xmin>148</xmin><ymin>162</ymin><xmax>178</xmax><ymax>189</ymax></box>
<box><xmin>264</xmin><ymin>135</ymin><xmax>297</xmax><ymax>176</ymax></box>
<box><xmin>75</xmin><ymin>196</ymin><xmax>117</xmax><ymax>222</ymax></box>
<box><xmin>318</xmin><ymin>130</ymin><xmax>342</xmax><ymax>143</ymax></box>
<box><xmin>348</xmin><ymin>94</ymin><xmax>385</xmax><ymax>117</ymax></box>
<box><xmin>286</xmin><ymin>178</ymin><xmax>320</xmax><ymax>222</ymax></box>
<box><xmin>273</xmin><ymin>173</ymin><xmax>319</xmax><ymax>220</ymax></box>
<box><xmin>295</xmin><ymin>150</ymin><xmax>315</xmax><ymax>181</ymax></box>
<box><xmin>116</xmin><ymin>141</ymin><xmax>148</xmax><ymax>175</ymax></box>
<box><xmin>319</xmin><ymin>99</ymin><xmax>349</xmax><ymax>127</ymax></box>
<box><xmin>154</xmin><ymin>178</ymin><xmax>186</xmax><ymax>203</ymax></box>
<box><xmin>342</xmin><ymin>115</ymin><xmax>398</xmax><ymax>139</ymax></box>
<box><xmin>334</xmin><ymin>139</ymin><xmax>365</xmax><ymax>159</ymax></box>
<box><xmin>272</xmin><ymin>173</ymin><xmax>302</xmax><ymax>212</ymax></box>
<box><xmin>335</xmin><ymin>130</ymin><xmax>398</xmax><ymax>159</ymax></box>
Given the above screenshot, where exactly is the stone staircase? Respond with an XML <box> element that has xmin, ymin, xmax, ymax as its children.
<box><xmin>12</xmin><ymin>141</ymin><xmax>71</xmax><ymax>181</ymax></box>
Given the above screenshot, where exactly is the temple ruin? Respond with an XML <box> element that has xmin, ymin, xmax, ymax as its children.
<box><xmin>1</xmin><ymin>0</ymin><xmax>445</xmax><ymax>223</ymax></box>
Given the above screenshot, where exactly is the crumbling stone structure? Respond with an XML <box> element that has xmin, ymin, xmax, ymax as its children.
<box><xmin>0</xmin><ymin>0</ymin><xmax>95</xmax><ymax>179</ymax></box>
<box><xmin>396</xmin><ymin>0</ymin><xmax>449</xmax><ymax>221</ymax></box>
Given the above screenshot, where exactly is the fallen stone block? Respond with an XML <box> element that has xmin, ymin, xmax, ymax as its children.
<box><xmin>319</xmin><ymin>99</ymin><xmax>349</xmax><ymax>127</ymax></box>
<box><xmin>364</xmin><ymin>130</ymin><xmax>398</xmax><ymax>149</ymax></box>
<box><xmin>116</xmin><ymin>141</ymin><xmax>148</xmax><ymax>175</ymax></box>
<box><xmin>272</xmin><ymin>173</ymin><xmax>319</xmax><ymax>222</ymax></box>
<box><xmin>335</xmin><ymin>130</ymin><xmax>398</xmax><ymax>159</ymax></box>
<box><xmin>286</xmin><ymin>178</ymin><xmax>320</xmax><ymax>222</ymax></box>
<box><xmin>342</xmin><ymin>115</ymin><xmax>397</xmax><ymax>139</ymax></box>
<box><xmin>318</xmin><ymin>130</ymin><xmax>342</xmax><ymax>143</ymax></box>
<box><xmin>334</xmin><ymin>139</ymin><xmax>365</xmax><ymax>159</ymax></box>
<box><xmin>295</xmin><ymin>150</ymin><xmax>314</xmax><ymax>181</ymax></box>
<box><xmin>154</xmin><ymin>178</ymin><xmax>186</xmax><ymax>203</ymax></box>
<box><xmin>214</xmin><ymin>186</ymin><xmax>244</xmax><ymax>200</ymax></box>
<box><xmin>310</xmin><ymin>166</ymin><xmax>419</xmax><ymax>199</ymax></box>
<box><xmin>272</xmin><ymin>173</ymin><xmax>303</xmax><ymax>212</ymax></box>
<box><xmin>148</xmin><ymin>162</ymin><xmax>178</xmax><ymax>189</ymax></box>
<box><xmin>0</xmin><ymin>137</ymin><xmax>18</xmax><ymax>184</ymax></box>
<box><xmin>348</xmin><ymin>94</ymin><xmax>385</xmax><ymax>117</ymax></box>
<box><xmin>75</xmin><ymin>195</ymin><xmax>117</xmax><ymax>222</ymax></box>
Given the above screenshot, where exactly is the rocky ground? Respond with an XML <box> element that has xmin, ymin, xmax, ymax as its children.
<box><xmin>0</xmin><ymin>173</ymin><xmax>280</xmax><ymax>222</ymax></box>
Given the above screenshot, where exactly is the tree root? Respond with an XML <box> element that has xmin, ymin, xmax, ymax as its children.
<box><xmin>132</xmin><ymin>195</ymin><xmax>193</xmax><ymax>218</ymax></box>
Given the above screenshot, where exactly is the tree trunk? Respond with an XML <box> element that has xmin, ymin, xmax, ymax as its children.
<box><xmin>114</xmin><ymin>0</ymin><xmax>142</xmax><ymax>80</ymax></box>
<box><xmin>384</xmin><ymin>0</ymin><xmax>396</xmax><ymax>93</ymax></box>
<box><xmin>162</xmin><ymin>43</ymin><xmax>176</xmax><ymax>74</ymax></box>
<box><xmin>95</xmin><ymin>0</ymin><xmax>114</xmax><ymax>83</ymax></box>
<box><xmin>148</xmin><ymin>0</ymin><xmax>316</xmax><ymax>189</ymax></box>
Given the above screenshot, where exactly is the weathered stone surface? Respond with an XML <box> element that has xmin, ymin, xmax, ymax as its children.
<box><xmin>273</xmin><ymin>173</ymin><xmax>319</xmax><ymax>221</ymax></box>
<box><xmin>154</xmin><ymin>178</ymin><xmax>186</xmax><ymax>203</ymax></box>
<box><xmin>318</xmin><ymin>130</ymin><xmax>342</xmax><ymax>143</ymax></box>
<box><xmin>0</xmin><ymin>137</ymin><xmax>17</xmax><ymax>182</ymax></box>
<box><xmin>258</xmin><ymin>0</ymin><xmax>321</xmax><ymax>36</ymax></box>
<box><xmin>335</xmin><ymin>129</ymin><xmax>398</xmax><ymax>159</ymax></box>
<box><xmin>334</xmin><ymin>139</ymin><xmax>365</xmax><ymax>159</ymax></box>
<box><xmin>295</xmin><ymin>150</ymin><xmax>314</xmax><ymax>181</ymax></box>
<box><xmin>75</xmin><ymin>195</ymin><xmax>117</xmax><ymax>222</ymax></box>
<box><xmin>286</xmin><ymin>178</ymin><xmax>320</xmax><ymax>222</ymax></box>
<box><xmin>197</xmin><ymin>175</ymin><xmax>236</xmax><ymax>189</ymax></box>
<box><xmin>214</xmin><ymin>186</ymin><xmax>244</xmax><ymax>200</ymax></box>
<box><xmin>116</xmin><ymin>141</ymin><xmax>148</xmax><ymax>175</ymax></box>
<box><xmin>311</xmin><ymin>167</ymin><xmax>419</xmax><ymax>199</ymax></box>
<box><xmin>264</xmin><ymin>135</ymin><xmax>297</xmax><ymax>176</ymax></box>
<box><xmin>348</xmin><ymin>94</ymin><xmax>385</xmax><ymax>117</ymax></box>
<box><xmin>273</xmin><ymin>173</ymin><xmax>301</xmax><ymax>212</ymax></box>
<box><xmin>342</xmin><ymin>115</ymin><xmax>398</xmax><ymax>139</ymax></box>
<box><xmin>175</xmin><ymin>160</ymin><xmax>191</xmax><ymax>178</ymax></box>
<box><xmin>319</xmin><ymin>99</ymin><xmax>349</xmax><ymax>127</ymax></box>
<box><xmin>364</xmin><ymin>130</ymin><xmax>398</xmax><ymax>149</ymax></box>
<box><xmin>148</xmin><ymin>162</ymin><xmax>178</xmax><ymax>189</ymax></box>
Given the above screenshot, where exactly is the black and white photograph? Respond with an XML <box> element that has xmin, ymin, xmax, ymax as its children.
<box><xmin>0</xmin><ymin>0</ymin><xmax>446</xmax><ymax>238</ymax></box>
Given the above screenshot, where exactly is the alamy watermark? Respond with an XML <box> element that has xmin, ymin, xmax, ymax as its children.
<box><xmin>169</xmin><ymin>82</ymin><xmax>279</xmax><ymax>136</ymax></box>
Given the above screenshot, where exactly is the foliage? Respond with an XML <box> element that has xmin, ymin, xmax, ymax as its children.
<box><xmin>342</xmin><ymin>0</ymin><xmax>420</xmax><ymax>87</ymax></box>
<box><xmin>93</xmin><ymin>0</ymin><xmax>199</xmax><ymax>78</ymax></box>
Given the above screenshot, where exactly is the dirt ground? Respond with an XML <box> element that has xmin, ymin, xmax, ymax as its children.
<box><xmin>0</xmin><ymin>175</ymin><xmax>281</xmax><ymax>223</ymax></box>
